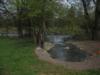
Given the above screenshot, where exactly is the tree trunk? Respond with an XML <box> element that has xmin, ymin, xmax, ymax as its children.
<box><xmin>35</xmin><ymin>29</ymin><xmax>44</xmax><ymax>48</ymax></box>
<box><xmin>16</xmin><ymin>19</ymin><xmax>23</xmax><ymax>38</ymax></box>
<box><xmin>93</xmin><ymin>0</ymin><xmax>100</xmax><ymax>40</ymax></box>
<box><xmin>81</xmin><ymin>0</ymin><xmax>90</xmax><ymax>19</ymax></box>
<box><xmin>81</xmin><ymin>0</ymin><xmax>92</xmax><ymax>39</ymax></box>
<box><xmin>81</xmin><ymin>0</ymin><xmax>96</xmax><ymax>40</ymax></box>
<box><xmin>26</xmin><ymin>18</ymin><xmax>33</xmax><ymax>38</ymax></box>
<box><xmin>6</xmin><ymin>24</ymin><xmax>9</xmax><ymax>37</ymax></box>
<box><xmin>93</xmin><ymin>0</ymin><xmax>96</xmax><ymax>4</ymax></box>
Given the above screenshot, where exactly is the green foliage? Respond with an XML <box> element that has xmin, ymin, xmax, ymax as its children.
<box><xmin>0</xmin><ymin>0</ymin><xmax>96</xmax><ymax>39</ymax></box>
<box><xmin>48</xmin><ymin>6</ymin><xmax>82</xmax><ymax>35</ymax></box>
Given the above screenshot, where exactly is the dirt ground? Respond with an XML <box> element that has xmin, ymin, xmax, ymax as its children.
<box><xmin>67</xmin><ymin>41</ymin><xmax>100</xmax><ymax>56</ymax></box>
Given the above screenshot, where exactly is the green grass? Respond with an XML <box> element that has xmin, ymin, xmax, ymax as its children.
<box><xmin>0</xmin><ymin>38</ymin><xmax>100</xmax><ymax>75</ymax></box>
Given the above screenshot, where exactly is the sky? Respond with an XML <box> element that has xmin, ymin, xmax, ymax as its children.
<box><xmin>59</xmin><ymin>0</ymin><xmax>71</xmax><ymax>7</ymax></box>
<box><xmin>60</xmin><ymin>0</ymin><xmax>80</xmax><ymax>7</ymax></box>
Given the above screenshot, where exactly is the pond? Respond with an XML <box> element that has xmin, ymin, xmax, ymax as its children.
<box><xmin>47</xmin><ymin>35</ymin><xmax>88</xmax><ymax>62</ymax></box>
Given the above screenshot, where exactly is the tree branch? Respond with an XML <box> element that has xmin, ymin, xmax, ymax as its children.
<box><xmin>93</xmin><ymin>0</ymin><xmax>96</xmax><ymax>5</ymax></box>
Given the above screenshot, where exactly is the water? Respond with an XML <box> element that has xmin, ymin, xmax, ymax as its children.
<box><xmin>48</xmin><ymin>44</ymin><xmax>67</xmax><ymax>61</ymax></box>
<box><xmin>48</xmin><ymin>44</ymin><xmax>88</xmax><ymax>62</ymax></box>
<box><xmin>47</xmin><ymin>35</ymin><xmax>88</xmax><ymax>62</ymax></box>
<box><xmin>47</xmin><ymin>35</ymin><xmax>72</xmax><ymax>44</ymax></box>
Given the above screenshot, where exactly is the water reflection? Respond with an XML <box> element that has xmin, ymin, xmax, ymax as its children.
<box><xmin>47</xmin><ymin>35</ymin><xmax>72</xmax><ymax>44</ymax></box>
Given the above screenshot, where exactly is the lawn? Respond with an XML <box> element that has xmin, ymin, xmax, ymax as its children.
<box><xmin>0</xmin><ymin>38</ymin><xmax>100</xmax><ymax>75</ymax></box>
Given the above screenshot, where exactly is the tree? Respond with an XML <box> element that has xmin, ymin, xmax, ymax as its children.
<box><xmin>9</xmin><ymin>0</ymin><xmax>62</xmax><ymax>48</ymax></box>
<box><xmin>93</xmin><ymin>0</ymin><xmax>100</xmax><ymax>40</ymax></box>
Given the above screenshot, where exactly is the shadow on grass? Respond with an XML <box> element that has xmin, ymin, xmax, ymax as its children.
<box><xmin>86</xmin><ymin>69</ymin><xmax>100</xmax><ymax>75</ymax></box>
<box><xmin>0</xmin><ymin>66</ymin><xmax>3</xmax><ymax>75</ymax></box>
<box><xmin>0</xmin><ymin>65</ymin><xmax>10</xmax><ymax>75</ymax></box>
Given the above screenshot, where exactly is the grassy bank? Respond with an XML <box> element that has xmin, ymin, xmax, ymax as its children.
<box><xmin>0</xmin><ymin>38</ymin><xmax>100</xmax><ymax>75</ymax></box>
